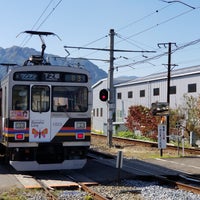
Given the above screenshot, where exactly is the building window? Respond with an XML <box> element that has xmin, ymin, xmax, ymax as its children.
<box><xmin>93</xmin><ymin>108</ymin><xmax>95</xmax><ymax>117</ymax></box>
<box><xmin>140</xmin><ymin>90</ymin><xmax>145</xmax><ymax>97</ymax></box>
<box><xmin>153</xmin><ymin>88</ymin><xmax>159</xmax><ymax>96</ymax></box>
<box><xmin>100</xmin><ymin>108</ymin><xmax>103</xmax><ymax>117</ymax></box>
<box><xmin>188</xmin><ymin>83</ymin><xmax>196</xmax><ymax>93</ymax></box>
<box><xmin>96</xmin><ymin>108</ymin><xmax>99</xmax><ymax>117</ymax></box>
<box><xmin>170</xmin><ymin>86</ymin><xmax>176</xmax><ymax>94</ymax></box>
<box><xmin>117</xmin><ymin>92</ymin><xmax>122</xmax><ymax>99</ymax></box>
<box><xmin>128</xmin><ymin>91</ymin><xmax>133</xmax><ymax>98</ymax></box>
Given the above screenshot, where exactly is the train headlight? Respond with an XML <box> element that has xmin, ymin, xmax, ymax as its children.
<box><xmin>15</xmin><ymin>133</ymin><xmax>24</xmax><ymax>140</ymax></box>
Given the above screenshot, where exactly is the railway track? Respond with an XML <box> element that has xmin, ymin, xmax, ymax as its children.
<box><xmin>91</xmin><ymin>133</ymin><xmax>200</xmax><ymax>155</ymax></box>
<box><xmin>90</xmin><ymin>133</ymin><xmax>200</xmax><ymax>195</ymax></box>
<box><xmin>32</xmin><ymin>177</ymin><xmax>58</xmax><ymax>200</ymax></box>
<box><xmin>1</xmin><ymin>148</ymin><xmax>200</xmax><ymax>199</ymax></box>
<box><xmin>149</xmin><ymin>172</ymin><xmax>200</xmax><ymax>195</ymax></box>
<box><xmin>63</xmin><ymin>174</ymin><xmax>109</xmax><ymax>200</ymax></box>
<box><xmin>14</xmin><ymin>171</ymin><xmax>109</xmax><ymax>200</ymax></box>
<box><xmin>92</xmin><ymin>151</ymin><xmax>200</xmax><ymax>196</ymax></box>
<box><xmin>1</xmin><ymin>133</ymin><xmax>199</xmax><ymax>199</ymax></box>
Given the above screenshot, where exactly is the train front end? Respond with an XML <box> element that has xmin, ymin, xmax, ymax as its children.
<box><xmin>0</xmin><ymin>66</ymin><xmax>92</xmax><ymax>171</ymax></box>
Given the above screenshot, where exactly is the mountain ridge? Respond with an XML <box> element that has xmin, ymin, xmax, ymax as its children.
<box><xmin>0</xmin><ymin>46</ymin><xmax>107</xmax><ymax>84</ymax></box>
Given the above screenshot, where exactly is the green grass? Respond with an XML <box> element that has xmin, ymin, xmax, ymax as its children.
<box><xmin>115</xmin><ymin>131</ymin><xmax>155</xmax><ymax>141</ymax></box>
<box><xmin>0</xmin><ymin>188</ymin><xmax>27</xmax><ymax>200</ymax></box>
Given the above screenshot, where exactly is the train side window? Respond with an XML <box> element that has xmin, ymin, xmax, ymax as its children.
<box><xmin>31</xmin><ymin>85</ymin><xmax>50</xmax><ymax>112</ymax></box>
<box><xmin>52</xmin><ymin>86</ymin><xmax>88</xmax><ymax>112</ymax></box>
<box><xmin>12</xmin><ymin>85</ymin><xmax>29</xmax><ymax>110</ymax></box>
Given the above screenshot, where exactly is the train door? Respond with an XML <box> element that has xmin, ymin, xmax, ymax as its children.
<box><xmin>29</xmin><ymin>85</ymin><xmax>51</xmax><ymax>142</ymax></box>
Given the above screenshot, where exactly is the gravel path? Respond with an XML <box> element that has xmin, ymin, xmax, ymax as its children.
<box><xmin>88</xmin><ymin>179</ymin><xmax>200</xmax><ymax>200</ymax></box>
<box><xmin>2</xmin><ymin>180</ymin><xmax>200</xmax><ymax>200</ymax></box>
<box><xmin>56</xmin><ymin>179</ymin><xmax>200</xmax><ymax>199</ymax></box>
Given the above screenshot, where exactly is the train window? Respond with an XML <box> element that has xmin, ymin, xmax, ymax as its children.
<box><xmin>12</xmin><ymin>85</ymin><xmax>29</xmax><ymax>110</ymax></box>
<box><xmin>31</xmin><ymin>85</ymin><xmax>50</xmax><ymax>112</ymax></box>
<box><xmin>52</xmin><ymin>86</ymin><xmax>88</xmax><ymax>112</ymax></box>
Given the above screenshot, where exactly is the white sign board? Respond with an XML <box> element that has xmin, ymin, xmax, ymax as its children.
<box><xmin>158</xmin><ymin>124</ymin><xmax>167</xmax><ymax>149</ymax></box>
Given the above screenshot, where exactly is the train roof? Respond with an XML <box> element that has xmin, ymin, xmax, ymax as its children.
<box><xmin>0</xmin><ymin>64</ymin><xmax>91</xmax><ymax>82</ymax></box>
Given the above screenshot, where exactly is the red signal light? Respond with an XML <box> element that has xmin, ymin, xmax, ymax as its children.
<box><xmin>99</xmin><ymin>89</ymin><xmax>108</xmax><ymax>101</ymax></box>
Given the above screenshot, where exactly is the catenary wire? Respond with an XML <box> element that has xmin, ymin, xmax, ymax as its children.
<box><xmin>19</xmin><ymin>0</ymin><xmax>55</xmax><ymax>47</ymax></box>
<box><xmin>70</xmin><ymin>4</ymin><xmax>172</xmax><ymax>59</ymax></box>
<box><xmin>116</xmin><ymin>37</ymin><xmax>200</xmax><ymax>69</ymax></box>
<box><xmin>74</xmin><ymin>4</ymin><xmax>198</xmax><ymax>73</ymax></box>
<box><xmin>20</xmin><ymin>0</ymin><xmax>63</xmax><ymax>47</ymax></box>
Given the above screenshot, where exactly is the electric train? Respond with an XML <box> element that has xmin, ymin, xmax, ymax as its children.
<box><xmin>0</xmin><ymin>31</ymin><xmax>92</xmax><ymax>171</ymax></box>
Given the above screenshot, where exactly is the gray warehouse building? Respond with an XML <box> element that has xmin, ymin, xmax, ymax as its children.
<box><xmin>92</xmin><ymin>65</ymin><xmax>200</xmax><ymax>134</ymax></box>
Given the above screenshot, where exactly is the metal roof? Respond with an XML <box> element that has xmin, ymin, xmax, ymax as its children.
<box><xmin>115</xmin><ymin>65</ymin><xmax>200</xmax><ymax>87</ymax></box>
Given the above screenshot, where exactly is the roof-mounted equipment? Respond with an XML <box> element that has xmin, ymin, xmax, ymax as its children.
<box><xmin>17</xmin><ymin>30</ymin><xmax>61</xmax><ymax>66</ymax></box>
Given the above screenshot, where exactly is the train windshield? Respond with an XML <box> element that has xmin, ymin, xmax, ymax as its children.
<box><xmin>12</xmin><ymin>85</ymin><xmax>29</xmax><ymax>110</ymax></box>
<box><xmin>52</xmin><ymin>86</ymin><xmax>88</xmax><ymax>112</ymax></box>
<box><xmin>31</xmin><ymin>85</ymin><xmax>50</xmax><ymax>112</ymax></box>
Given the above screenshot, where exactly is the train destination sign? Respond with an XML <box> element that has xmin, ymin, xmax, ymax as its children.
<box><xmin>13</xmin><ymin>71</ymin><xmax>88</xmax><ymax>83</ymax></box>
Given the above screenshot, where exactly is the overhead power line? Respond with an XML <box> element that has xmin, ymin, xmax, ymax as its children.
<box><xmin>70</xmin><ymin>57</ymin><xmax>109</xmax><ymax>62</ymax></box>
<box><xmin>117</xmin><ymin>4</ymin><xmax>171</xmax><ymax>32</ymax></box>
<box><xmin>124</xmin><ymin>7</ymin><xmax>197</xmax><ymax>41</ymax></box>
<box><xmin>70</xmin><ymin>3</ymin><xmax>198</xmax><ymax>64</ymax></box>
<box><xmin>19</xmin><ymin>0</ymin><xmax>54</xmax><ymax>47</ymax></box>
<box><xmin>31</xmin><ymin>0</ymin><xmax>55</xmax><ymax>30</ymax></box>
<box><xmin>161</xmin><ymin>0</ymin><xmax>195</xmax><ymax>9</ymax></box>
<box><xmin>64</xmin><ymin>45</ymin><xmax>156</xmax><ymax>53</ymax></box>
<box><xmin>36</xmin><ymin>0</ymin><xmax>63</xmax><ymax>30</ymax></box>
<box><xmin>71</xmin><ymin>4</ymin><xmax>173</xmax><ymax>58</ymax></box>
<box><xmin>116</xmin><ymin>37</ymin><xmax>200</xmax><ymax>68</ymax></box>
<box><xmin>20</xmin><ymin>0</ymin><xmax>63</xmax><ymax>47</ymax></box>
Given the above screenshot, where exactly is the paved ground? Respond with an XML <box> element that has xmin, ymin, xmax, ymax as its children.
<box><xmin>0</xmin><ymin>156</ymin><xmax>200</xmax><ymax>192</ymax></box>
<box><xmin>146</xmin><ymin>156</ymin><xmax>200</xmax><ymax>175</ymax></box>
<box><xmin>0</xmin><ymin>164</ymin><xmax>23</xmax><ymax>192</ymax></box>
<box><xmin>0</xmin><ymin>159</ymin><xmax>132</xmax><ymax>192</ymax></box>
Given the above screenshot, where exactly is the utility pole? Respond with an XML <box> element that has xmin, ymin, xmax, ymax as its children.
<box><xmin>64</xmin><ymin>30</ymin><xmax>156</xmax><ymax>148</ymax></box>
<box><xmin>158</xmin><ymin>42</ymin><xmax>177</xmax><ymax>143</ymax></box>
<box><xmin>107</xmin><ymin>29</ymin><xmax>156</xmax><ymax>147</ymax></box>
<box><xmin>107</xmin><ymin>29</ymin><xmax>115</xmax><ymax>147</ymax></box>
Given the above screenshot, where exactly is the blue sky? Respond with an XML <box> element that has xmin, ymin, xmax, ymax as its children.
<box><xmin>0</xmin><ymin>0</ymin><xmax>200</xmax><ymax>77</ymax></box>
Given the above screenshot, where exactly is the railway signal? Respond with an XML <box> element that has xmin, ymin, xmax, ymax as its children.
<box><xmin>99</xmin><ymin>89</ymin><xmax>108</xmax><ymax>101</ymax></box>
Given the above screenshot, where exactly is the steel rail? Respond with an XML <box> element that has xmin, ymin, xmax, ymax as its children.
<box><xmin>154</xmin><ymin>174</ymin><xmax>200</xmax><ymax>195</ymax></box>
<box><xmin>33</xmin><ymin>177</ymin><xmax>58</xmax><ymax>200</ymax></box>
<box><xmin>175</xmin><ymin>181</ymin><xmax>200</xmax><ymax>194</ymax></box>
<box><xmin>63</xmin><ymin>174</ymin><xmax>109</xmax><ymax>200</ymax></box>
<box><xmin>79</xmin><ymin>183</ymin><xmax>109</xmax><ymax>200</ymax></box>
<box><xmin>91</xmin><ymin>133</ymin><xmax>200</xmax><ymax>195</ymax></box>
<box><xmin>91</xmin><ymin>133</ymin><xmax>200</xmax><ymax>155</ymax></box>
